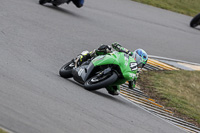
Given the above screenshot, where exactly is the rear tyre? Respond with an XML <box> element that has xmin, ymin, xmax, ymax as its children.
<box><xmin>190</xmin><ymin>13</ymin><xmax>200</xmax><ymax>28</ymax></box>
<box><xmin>84</xmin><ymin>72</ymin><xmax>118</xmax><ymax>91</ymax></box>
<box><xmin>59</xmin><ymin>60</ymin><xmax>74</xmax><ymax>78</ymax></box>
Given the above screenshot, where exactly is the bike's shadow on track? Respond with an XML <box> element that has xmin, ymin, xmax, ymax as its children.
<box><xmin>194</xmin><ymin>27</ymin><xmax>200</xmax><ymax>31</ymax></box>
<box><xmin>43</xmin><ymin>5</ymin><xmax>86</xmax><ymax>19</ymax></box>
<box><xmin>66</xmin><ymin>78</ymin><xmax>132</xmax><ymax>106</ymax></box>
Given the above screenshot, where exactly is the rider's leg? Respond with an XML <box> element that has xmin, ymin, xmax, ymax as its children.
<box><xmin>75</xmin><ymin>50</ymin><xmax>91</xmax><ymax>67</ymax></box>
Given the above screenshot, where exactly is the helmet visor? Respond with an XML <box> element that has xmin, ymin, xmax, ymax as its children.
<box><xmin>136</xmin><ymin>49</ymin><xmax>148</xmax><ymax>60</ymax></box>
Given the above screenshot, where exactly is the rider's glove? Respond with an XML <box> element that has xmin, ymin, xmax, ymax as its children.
<box><xmin>97</xmin><ymin>44</ymin><xmax>112</xmax><ymax>53</ymax></box>
<box><xmin>97</xmin><ymin>44</ymin><xmax>111</xmax><ymax>51</ymax></box>
<box><xmin>128</xmin><ymin>51</ymin><xmax>133</xmax><ymax>56</ymax></box>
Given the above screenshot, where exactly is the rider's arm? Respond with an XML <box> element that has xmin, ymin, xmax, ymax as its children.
<box><xmin>112</xmin><ymin>42</ymin><xmax>133</xmax><ymax>56</ymax></box>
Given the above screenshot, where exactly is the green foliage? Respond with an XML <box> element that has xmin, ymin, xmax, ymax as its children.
<box><xmin>132</xmin><ymin>0</ymin><xmax>200</xmax><ymax>16</ymax></box>
<box><xmin>0</xmin><ymin>129</ymin><xmax>8</xmax><ymax>133</ymax></box>
<box><xmin>138</xmin><ymin>70</ymin><xmax>200</xmax><ymax>125</ymax></box>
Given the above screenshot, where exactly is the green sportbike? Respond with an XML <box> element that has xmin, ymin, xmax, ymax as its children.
<box><xmin>59</xmin><ymin>51</ymin><xmax>137</xmax><ymax>91</ymax></box>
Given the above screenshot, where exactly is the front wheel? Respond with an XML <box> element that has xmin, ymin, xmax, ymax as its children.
<box><xmin>190</xmin><ymin>13</ymin><xmax>200</xmax><ymax>28</ymax></box>
<box><xmin>84</xmin><ymin>72</ymin><xmax>118</xmax><ymax>91</ymax></box>
<box><xmin>59</xmin><ymin>60</ymin><xmax>74</xmax><ymax>78</ymax></box>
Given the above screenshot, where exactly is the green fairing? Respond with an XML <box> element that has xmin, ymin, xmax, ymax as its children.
<box><xmin>92</xmin><ymin>51</ymin><xmax>137</xmax><ymax>85</ymax></box>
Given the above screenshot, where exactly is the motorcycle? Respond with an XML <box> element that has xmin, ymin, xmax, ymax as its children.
<box><xmin>190</xmin><ymin>13</ymin><xmax>200</xmax><ymax>28</ymax></box>
<box><xmin>59</xmin><ymin>51</ymin><xmax>137</xmax><ymax>91</ymax></box>
<box><xmin>39</xmin><ymin>0</ymin><xmax>84</xmax><ymax>8</ymax></box>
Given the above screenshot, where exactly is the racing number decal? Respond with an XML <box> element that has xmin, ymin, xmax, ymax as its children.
<box><xmin>130</xmin><ymin>62</ymin><xmax>137</xmax><ymax>71</ymax></box>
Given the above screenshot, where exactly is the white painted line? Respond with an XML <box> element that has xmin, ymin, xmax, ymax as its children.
<box><xmin>149</xmin><ymin>55</ymin><xmax>200</xmax><ymax>66</ymax></box>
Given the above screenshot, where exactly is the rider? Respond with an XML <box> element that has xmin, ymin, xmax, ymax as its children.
<box><xmin>75</xmin><ymin>42</ymin><xmax>148</xmax><ymax>95</ymax></box>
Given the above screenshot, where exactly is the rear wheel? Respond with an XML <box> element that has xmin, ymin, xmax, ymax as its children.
<box><xmin>190</xmin><ymin>13</ymin><xmax>200</xmax><ymax>28</ymax></box>
<box><xmin>84</xmin><ymin>71</ymin><xmax>118</xmax><ymax>91</ymax></box>
<box><xmin>59</xmin><ymin>60</ymin><xmax>74</xmax><ymax>78</ymax></box>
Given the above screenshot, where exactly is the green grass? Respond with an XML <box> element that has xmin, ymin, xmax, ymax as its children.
<box><xmin>132</xmin><ymin>0</ymin><xmax>200</xmax><ymax>16</ymax></box>
<box><xmin>137</xmin><ymin>70</ymin><xmax>200</xmax><ymax>127</ymax></box>
<box><xmin>0</xmin><ymin>128</ymin><xmax>8</xmax><ymax>133</ymax></box>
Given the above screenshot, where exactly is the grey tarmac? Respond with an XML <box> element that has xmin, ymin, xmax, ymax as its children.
<box><xmin>1</xmin><ymin>0</ymin><xmax>198</xmax><ymax>132</ymax></box>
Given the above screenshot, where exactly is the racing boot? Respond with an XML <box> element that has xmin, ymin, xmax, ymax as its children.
<box><xmin>106</xmin><ymin>85</ymin><xmax>120</xmax><ymax>95</ymax></box>
<box><xmin>74</xmin><ymin>50</ymin><xmax>90</xmax><ymax>67</ymax></box>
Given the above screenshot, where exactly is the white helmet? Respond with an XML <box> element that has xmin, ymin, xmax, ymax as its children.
<box><xmin>132</xmin><ymin>49</ymin><xmax>148</xmax><ymax>68</ymax></box>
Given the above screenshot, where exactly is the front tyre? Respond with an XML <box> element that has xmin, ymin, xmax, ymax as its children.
<box><xmin>84</xmin><ymin>72</ymin><xmax>118</xmax><ymax>91</ymax></box>
<box><xmin>190</xmin><ymin>13</ymin><xmax>200</xmax><ymax>28</ymax></box>
<box><xmin>59</xmin><ymin>60</ymin><xmax>74</xmax><ymax>78</ymax></box>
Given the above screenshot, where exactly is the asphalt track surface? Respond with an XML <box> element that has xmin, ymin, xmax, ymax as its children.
<box><xmin>0</xmin><ymin>0</ymin><xmax>199</xmax><ymax>133</ymax></box>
